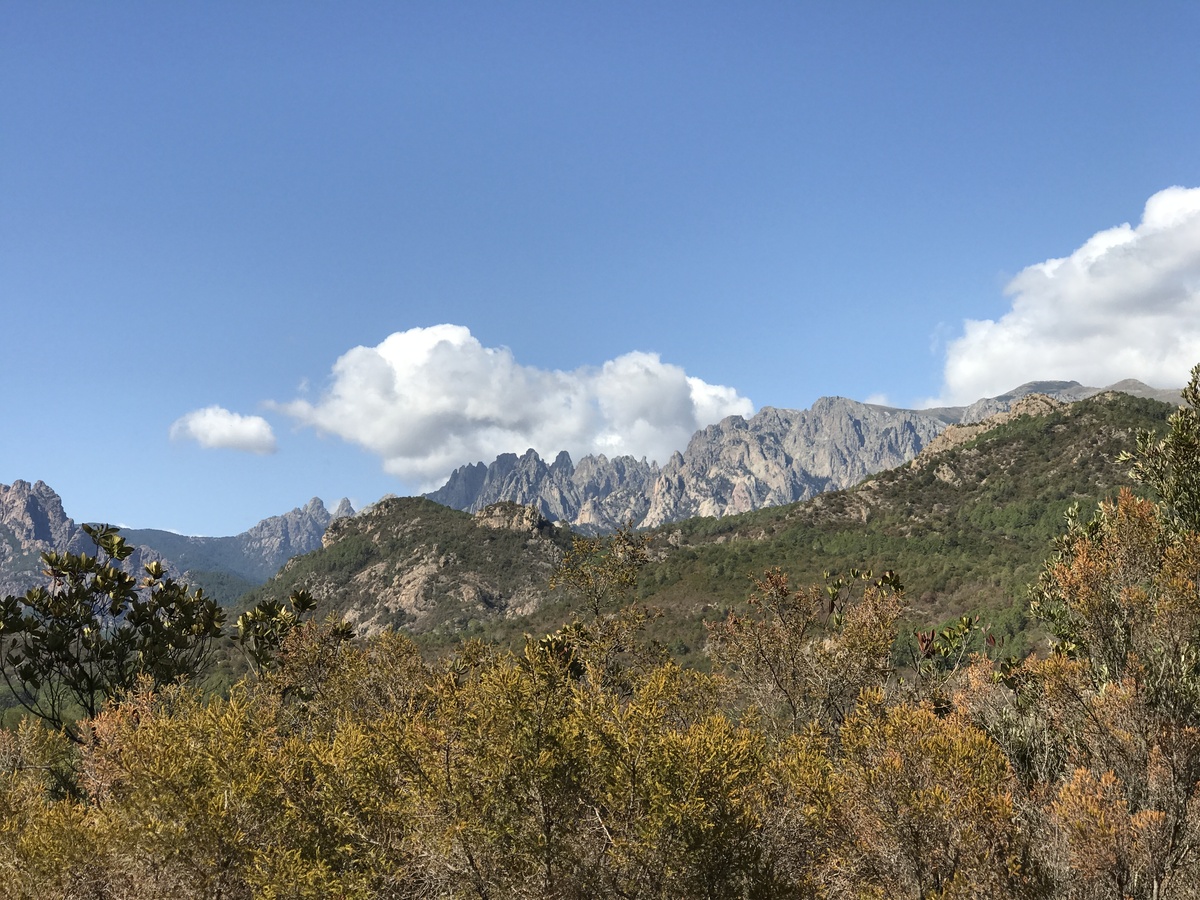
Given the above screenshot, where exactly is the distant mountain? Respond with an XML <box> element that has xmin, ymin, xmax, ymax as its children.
<box><xmin>124</xmin><ymin>497</ymin><xmax>354</xmax><ymax>584</ymax></box>
<box><xmin>427</xmin><ymin>379</ymin><xmax>1180</xmax><ymax>531</ymax></box>
<box><xmin>0</xmin><ymin>483</ymin><xmax>354</xmax><ymax>604</ymax></box>
<box><xmin>639</xmin><ymin>398</ymin><xmax>947</xmax><ymax>527</ymax></box>
<box><xmin>955</xmin><ymin>378</ymin><xmax>1180</xmax><ymax>423</ymax></box>
<box><xmin>427</xmin><ymin>450</ymin><xmax>660</xmax><ymax>534</ymax></box>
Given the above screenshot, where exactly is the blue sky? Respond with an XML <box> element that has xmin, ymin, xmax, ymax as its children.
<box><xmin>4</xmin><ymin>2</ymin><xmax>1200</xmax><ymax>535</ymax></box>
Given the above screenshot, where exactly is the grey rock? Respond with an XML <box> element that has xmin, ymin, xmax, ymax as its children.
<box><xmin>426</xmin><ymin>450</ymin><xmax>659</xmax><ymax>534</ymax></box>
<box><xmin>426</xmin><ymin>397</ymin><xmax>947</xmax><ymax>531</ymax></box>
<box><xmin>641</xmin><ymin>398</ymin><xmax>945</xmax><ymax>527</ymax></box>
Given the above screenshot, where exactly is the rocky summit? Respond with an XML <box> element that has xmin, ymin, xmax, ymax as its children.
<box><xmin>426</xmin><ymin>450</ymin><xmax>659</xmax><ymax>533</ymax></box>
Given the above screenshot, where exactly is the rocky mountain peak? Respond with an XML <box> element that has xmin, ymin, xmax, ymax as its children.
<box><xmin>235</xmin><ymin>497</ymin><xmax>350</xmax><ymax>577</ymax></box>
<box><xmin>0</xmin><ymin>479</ymin><xmax>80</xmax><ymax>554</ymax></box>
<box><xmin>474</xmin><ymin>502</ymin><xmax>554</xmax><ymax>535</ymax></box>
<box><xmin>425</xmin><ymin>397</ymin><xmax>949</xmax><ymax>532</ymax></box>
<box><xmin>426</xmin><ymin>449</ymin><xmax>659</xmax><ymax>533</ymax></box>
<box><xmin>550</xmin><ymin>450</ymin><xmax>574</xmax><ymax>476</ymax></box>
<box><xmin>0</xmin><ymin>479</ymin><xmax>168</xmax><ymax>596</ymax></box>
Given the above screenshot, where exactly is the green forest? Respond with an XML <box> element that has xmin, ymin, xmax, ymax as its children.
<box><xmin>4</xmin><ymin>372</ymin><xmax>1200</xmax><ymax>899</ymax></box>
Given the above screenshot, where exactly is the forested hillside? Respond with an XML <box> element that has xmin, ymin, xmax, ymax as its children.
<box><xmin>629</xmin><ymin>390</ymin><xmax>1172</xmax><ymax>659</ymax></box>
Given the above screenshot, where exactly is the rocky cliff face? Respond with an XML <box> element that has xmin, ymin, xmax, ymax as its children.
<box><xmin>426</xmin><ymin>451</ymin><xmax>659</xmax><ymax>533</ymax></box>
<box><xmin>1</xmin><ymin>482</ymin><xmax>355</xmax><ymax>600</ymax></box>
<box><xmin>0</xmin><ymin>479</ymin><xmax>80</xmax><ymax>551</ymax></box>
<box><xmin>426</xmin><ymin>398</ymin><xmax>948</xmax><ymax>531</ymax></box>
<box><xmin>0</xmin><ymin>480</ymin><xmax>164</xmax><ymax>596</ymax></box>
<box><xmin>426</xmin><ymin>380</ymin><xmax>1183</xmax><ymax>531</ymax></box>
<box><xmin>640</xmin><ymin>399</ymin><xmax>947</xmax><ymax>527</ymax></box>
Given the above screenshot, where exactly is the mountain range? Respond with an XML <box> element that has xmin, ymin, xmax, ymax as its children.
<box><xmin>426</xmin><ymin>379</ymin><xmax>1181</xmax><ymax>531</ymax></box>
<box><xmin>249</xmin><ymin>389</ymin><xmax>1177</xmax><ymax>660</ymax></box>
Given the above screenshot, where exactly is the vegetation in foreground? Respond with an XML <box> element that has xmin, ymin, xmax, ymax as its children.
<box><xmin>2</xmin><ymin>370</ymin><xmax>1200</xmax><ymax>897</ymax></box>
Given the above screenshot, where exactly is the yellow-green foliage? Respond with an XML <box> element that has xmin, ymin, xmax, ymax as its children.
<box><xmin>0</xmin><ymin>586</ymin><xmax>1031</xmax><ymax>900</ymax></box>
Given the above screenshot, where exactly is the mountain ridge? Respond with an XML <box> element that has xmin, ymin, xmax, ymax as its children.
<box><xmin>427</xmin><ymin>379</ymin><xmax>1181</xmax><ymax>531</ymax></box>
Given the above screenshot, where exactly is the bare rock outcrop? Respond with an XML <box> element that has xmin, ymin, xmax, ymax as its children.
<box><xmin>474</xmin><ymin>502</ymin><xmax>555</xmax><ymax>535</ymax></box>
<box><xmin>913</xmin><ymin>394</ymin><xmax>1064</xmax><ymax>466</ymax></box>
<box><xmin>426</xmin><ymin>398</ymin><xmax>949</xmax><ymax>531</ymax></box>
<box><xmin>427</xmin><ymin>450</ymin><xmax>658</xmax><ymax>533</ymax></box>
<box><xmin>640</xmin><ymin>398</ymin><xmax>946</xmax><ymax>527</ymax></box>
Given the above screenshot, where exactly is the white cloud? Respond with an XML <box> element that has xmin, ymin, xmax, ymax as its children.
<box><xmin>928</xmin><ymin>186</ymin><xmax>1200</xmax><ymax>406</ymax></box>
<box><xmin>274</xmin><ymin>324</ymin><xmax>753</xmax><ymax>486</ymax></box>
<box><xmin>169</xmin><ymin>406</ymin><xmax>277</xmax><ymax>454</ymax></box>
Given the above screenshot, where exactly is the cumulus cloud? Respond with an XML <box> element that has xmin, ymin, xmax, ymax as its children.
<box><xmin>274</xmin><ymin>324</ymin><xmax>753</xmax><ymax>486</ymax></box>
<box><xmin>169</xmin><ymin>406</ymin><xmax>277</xmax><ymax>454</ymax></box>
<box><xmin>928</xmin><ymin>186</ymin><xmax>1200</xmax><ymax>406</ymax></box>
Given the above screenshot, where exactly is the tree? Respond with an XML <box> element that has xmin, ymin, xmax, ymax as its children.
<box><xmin>708</xmin><ymin>567</ymin><xmax>902</xmax><ymax>737</ymax></box>
<box><xmin>1119</xmin><ymin>361</ymin><xmax>1200</xmax><ymax>533</ymax></box>
<box><xmin>1023</xmin><ymin>490</ymin><xmax>1200</xmax><ymax>897</ymax></box>
<box><xmin>830</xmin><ymin>690</ymin><xmax>1033</xmax><ymax>899</ymax></box>
<box><xmin>0</xmin><ymin>525</ymin><xmax>225</xmax><ymax>741</ymax></box>
<box><xmin>234</xmin><ymin>588</ymin><xmax>351</xmax><ymax>679</ymax></box>
<box><xmin>1010</xmin><ymin>369</ymin><xmax>1200</xmax><ymax>898</ymax></box>
<box><xmin>550</xmin><ymin>521</ymin><xmax>650</xmax><ymax>618</ymax></box>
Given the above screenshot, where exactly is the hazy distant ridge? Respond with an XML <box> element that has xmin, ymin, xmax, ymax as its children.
<box><xmin>123</xmin><ymin>496</ymin><xmax>355</xmax><ymax>584</ymax></box>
